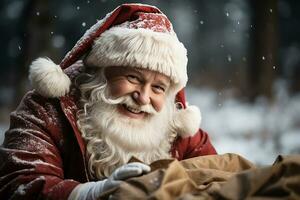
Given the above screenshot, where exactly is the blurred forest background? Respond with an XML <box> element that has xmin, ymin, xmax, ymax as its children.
<box><xmin>0</xmin><ymin>0</ymin><xmax>299</xmax><ymax>164</ymax></box>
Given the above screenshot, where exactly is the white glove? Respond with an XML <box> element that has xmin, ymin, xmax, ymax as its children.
<box><xmin>68</xmin><ymin>162</ymin><xmax>151</xmax><ymax>200</ymax></box>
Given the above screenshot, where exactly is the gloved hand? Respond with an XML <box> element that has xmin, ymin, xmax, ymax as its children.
<box><xmin>68</xmin><ymin>162</ymin><xmax>151</xmax><ymax>200</ymax></box>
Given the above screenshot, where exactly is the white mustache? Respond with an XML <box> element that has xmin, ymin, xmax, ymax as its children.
<box><xmin>100</xmin><ymin>94</ymin><xmax>158</xmax><ymax>115</ymax></box>
<box><xmin>122</xmin><ymin>96</ymin><xmax>158</xmax><ymax>115</ymax></box>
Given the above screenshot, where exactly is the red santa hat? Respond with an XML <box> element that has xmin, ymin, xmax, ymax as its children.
<box><xmin>29</xmin><ymin>3</ymin><xmax>201</xmax><ymax>137</ymax></box>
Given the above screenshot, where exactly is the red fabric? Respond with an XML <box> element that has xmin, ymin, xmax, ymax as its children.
<box><xmin>0</xmin><ymin>91</ymin><xmax>87</xmax><ymax>199</ymax></box>
<box><xmin>171</xmin><ymin>129</ymin><xmax>217</xmax><ymax>160</ymax></box>
<box><xmin>0</xmin><ymin>62</ymin><xmax>216</xmax><ymax>199</ymax></box>
<box><xmin>60</xmin><ymin>3</ymin><xmax>161</xmax><ymax>69</ymax></box>
<box><xmin>119</xmin><ymin>12</ymin><xmax>172</xmax><ymax>33</ymax></box>
<box><xmin>176</xmin><ymin>89</ymin><xmax>187</xmax><ymax>109</ymax></box>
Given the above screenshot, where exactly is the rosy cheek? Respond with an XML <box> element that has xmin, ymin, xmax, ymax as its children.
<box><xmin>153</xmin><ymin>97</ymin><xmax>165</xmax><ymax>112</ymax></box>
<box><xmin>108</xmin><ymin>81</ymin><xmax>133</xmax><ymax>98</ymax></box>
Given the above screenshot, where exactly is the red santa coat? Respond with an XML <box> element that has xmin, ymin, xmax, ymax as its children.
<box><xmin>0</xmin><ymin>62</ymin><xmax>217</xmax><ymax>199</ymax></box>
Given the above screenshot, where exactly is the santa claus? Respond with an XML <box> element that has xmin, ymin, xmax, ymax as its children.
<box><xmin>0</xmin><ymin>3</ymin><xmax>216</xmax><ymax>200</ymax></box>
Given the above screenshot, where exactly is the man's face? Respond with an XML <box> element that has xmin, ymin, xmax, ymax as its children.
<box><xmin>104</xmin><ymin>66</ymin><xmax>171</xmax><ymax>119</ymax></box>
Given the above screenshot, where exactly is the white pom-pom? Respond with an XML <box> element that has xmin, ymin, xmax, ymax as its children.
<box><xmin>172</xmin><ymin>105</ymin><xmax>202</xmax><ymax>138</ymax></box>
<box><xmin>29</xmin><ymin>57</ymin><xmax>71</xmax><ymax>98</ymax></box>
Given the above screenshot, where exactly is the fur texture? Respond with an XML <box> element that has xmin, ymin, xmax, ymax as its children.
<box><xmin>29</xmin><ymin>58</ymin><xmax>71</xmax><ymax>98</ymax></box>
<box><xmin>84</xmin><ymin>27</ymin><xmax>188</xmax><ymax>93</ymax></box>
<box><xmin>172</xmin><ymin>105</ymin><xmax>202</xmax><ymax>138</ymax></box>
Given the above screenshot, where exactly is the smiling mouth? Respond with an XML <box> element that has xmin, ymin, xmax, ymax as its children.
<box><xmin>117</xmin><ymin>104</ymin><xmax>147</xmax><ymax>119</ymax></box>
<box><xmin>122</xmin><ymin>104</ymin><xmax>144</xmax><ymax>114</ymax></box>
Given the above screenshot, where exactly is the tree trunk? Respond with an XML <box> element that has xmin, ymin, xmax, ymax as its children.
<box><xmin>14</xmin><ymin>0</ymin><xmax>53</xmax><ymax>106</ymax></box>
<box><xmin>247</xmin><ymin>0</ymin><xmax>278</xmax><ymax>102</ymax></box>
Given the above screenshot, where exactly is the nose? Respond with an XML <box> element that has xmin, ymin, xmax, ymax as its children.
<box><xmin>132</xmin><ymin>87</ymin><xmax>151</xmax><ymax>105</ymax></box>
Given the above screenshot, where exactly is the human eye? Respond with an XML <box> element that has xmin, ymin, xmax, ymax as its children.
<box><xmin>127</xmin><ymin>74</ymin><xmax>140</xmax><ymax>84</ymax></box>
<box><xmin>152</xmin><ymin>85</ymin><xmax>166</xmax><ymax>93</ymax></box>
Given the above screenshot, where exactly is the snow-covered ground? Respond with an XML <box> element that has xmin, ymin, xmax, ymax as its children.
<box><xmin>186</xmin><ymin>82</ymin><xmax>300</xmax><ymax>165</ymax></box>
<box><xmin>1</xmin><ymin>81</ymin><xmax>299</xmax><ymax>165</ymax></box>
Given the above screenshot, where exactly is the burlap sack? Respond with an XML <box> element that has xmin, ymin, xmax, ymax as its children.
<box><xmin>98</xmin><ymin>153</ymin><xmax>300</xmax><ymax>200</ymax></box>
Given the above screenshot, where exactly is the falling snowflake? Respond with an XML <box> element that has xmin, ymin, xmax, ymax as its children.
<box><xmin>270</xmin><ymin>9</ymin><xmax>273</xmax><ymax>13</ymax></box>
<box><xmin>262</xmin><ymin>56</ymin><xmax>265</xmax><ymax>60</ymax></box>
<box><xmin>82</xmin><ymin>22</ymin><xmax>86</xmax><ymax>27</ymax></box>
<box><xmin>227</xmin><ymin>55</ymin><xmax>232</xmax><ymax>62</ymax></box>
<box><xmin>226</xmin><ymin>12</ymin><xmax>229</xmax><ymax>17</ymax></box>
<box><xmin>52</xmin><ymin>35</ymin><xmax>66</xmax><ymax>48</ymax></box>
<box><xmin>76</xmin><ymin>6</ymin><xmax>80</xmax><ymax>10</ymax></box>
<box><xmin>200</xmin><ymin>20</ymin><xmax>204</xmax><ymax>25</ymax></box>
<box><xmin>36</xmin><ymin>12</ymin><xmax>40</xmax><ymax>16</ymax></box>
<box><xmin>273</xmin><ymin>66</ymin><xmax>276</xmax><ymax>69</ymax></box>
<box><xmin>18</xmin><ymin>45</ymin><xmax>21</xmax><ymax>50</ymax></box>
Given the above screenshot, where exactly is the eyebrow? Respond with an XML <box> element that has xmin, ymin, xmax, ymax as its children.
<box><xmin>133</xmin><ymin>68</ymin><xmax>170</xmax><ymax>88</ymax></box>
<box><xmin>131</xmin><ymin>68</ymin><xmax>143</xmax><ymax>76</ymax></box>
<box><xmin>156</xmin><ymin>80</ymin><xmax>170</xmax><ymax>88</ymax></box>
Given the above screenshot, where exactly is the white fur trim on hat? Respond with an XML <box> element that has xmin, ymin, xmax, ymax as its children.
<box><xmin>29</xmin><ymin>57</ymin><xmax>71</xmax><ymax>98</ymax></box>
<box><xmin>173</xmin><ymin>105</ymin><xmax>202</xmax><ymax>138</ymax></box>
<box><xmin>84</xmin><ymin>26</ymin><xmax>188</xmax><ymax>93</ymax></box>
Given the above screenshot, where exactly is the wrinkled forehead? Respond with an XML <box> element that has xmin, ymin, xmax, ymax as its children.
<box><xmin>104</xmin><ymin>66</ymin><xmax>171</xmax><ymax>84</ymax></box>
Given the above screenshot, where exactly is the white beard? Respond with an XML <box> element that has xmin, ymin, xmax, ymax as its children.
<box><xmin>77</xmin><ymin>82</ymin><xmax>176</xmax><ymax>179</ymax></box>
